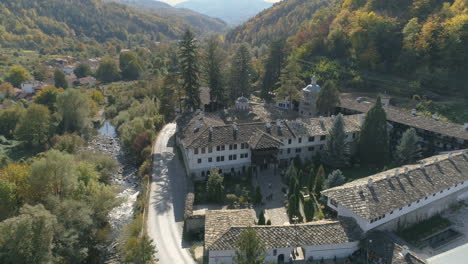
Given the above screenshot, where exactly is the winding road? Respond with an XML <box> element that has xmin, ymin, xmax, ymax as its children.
<box><xmin>147</xmin><ymin>123</ymin><xmax>195</xmax><ymax>264</ymax></box>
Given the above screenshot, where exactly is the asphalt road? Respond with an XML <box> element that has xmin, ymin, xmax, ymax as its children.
<box><xmin>147</xmin><ymin>123</ymin><xmax>195</xmax><ymax>264</ymax></box>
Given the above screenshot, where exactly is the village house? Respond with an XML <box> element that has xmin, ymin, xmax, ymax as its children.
<box><xmin>322</xmin><ymin>151</ymin><xmax>468</xmax><ymax>232</ymax></box>
<box><xmin>176</xmin><ymin>112</ymin><xmax>362</xmax><ymax>180</ymax></box>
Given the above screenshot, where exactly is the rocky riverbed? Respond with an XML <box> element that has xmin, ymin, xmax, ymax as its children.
<box><xmin>88</xmin><ymin>122</ymin><xmax>140</xmax><ymax>262</ymax></box>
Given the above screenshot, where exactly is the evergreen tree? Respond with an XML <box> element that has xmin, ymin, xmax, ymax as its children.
<box><xmin>303</xmin><ymin>197</ymin><xmax>315</xmax><ymax>222</ymax></box>
<box><xmin>203</xmin><ymin>37</ymin><xmax>225</xmax><ymax>106</ymax></box>
<box><xmin>179</xmin><ymin>29</ymin><xmax>201</xmax><ymax>110</ymax></box>
<box><xmin>266</xmin><ymin>219</ymin><xmax>272</xmax><ymax>225</ymax></box>
<box><xmin>160</xmin><ymin>73</ymin><xmax>177</xmax><ymax>121</ymax></box>
<box><xmin>54</xmin><ymin>69</ymin><xmax>68</xmax><ymax>89</ymax></box>
<box><xmin>261</xmin><ymin>39</ymin><xmax>287</xmax><ymax>101</ymax></box>
<box><xmin>323</xmin><ymin>170</ymin><xmax>345</xmax><ymax>189</ymax></box>
<box><xmin>74</xmin><ymin>64</ymin><xmax>92</xmax><ymax>78</ymax></box>
<box><xmin>314</xmin><ymin>165</ymin><xmax>326</xmax><ymax>196</ymax></box>
<box><xmin>359</xmin><ymin>97</ymin><xmax>389</xmax><ymax>167</ymax></box>
<box><xmin>322</xmin><ymin>114</ymin><xmax>349</xmax><ymax>168</ymax></box>
<box><xmin>229</xmin><ymin>44</ymin><xmax>254</xmax><ymax>101</ymax></box>
<box><xmin>253</xmin><ymin>185</ymin><xmax>262</xmax><ymax>205</ymax></box>
<box><xmin>287</xmin><ymin>193</ymin><xmax>299</xmax><ymax>220</ymax></box>
<box><xmin>257</xmin><ymin>210</ymin><xmax>266</xmax><ymax>225</ymax></box>
<box><xmin>316</xmin><ymin>80</ymin><xmax>340</xmax><ymax>115</ymax></box>
<box><xmin>234</xmin><ymin>227</ymin><xmax>266</xmax><ymax>264</ymax></box>
<box><xmin>307</xmin><ymin>167</ymin><xmax>316</xmax><ymax>193</ymax></box>
<box><xmin>206</xmin><ymin>168</ymin><xmax>224</xmax><ymax>203</ymax></box>
<box><xmin>274</xmin><ymin>61</ymin><xmax>304</xmax><ymax>108</ymax></box>
<box><xmin>394</xmin><ymin>128</ymin><xmax>421</xmax><ymax>165</ymax></box>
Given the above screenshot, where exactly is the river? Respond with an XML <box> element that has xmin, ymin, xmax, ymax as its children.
<box><xmin>91</xmin><ymin>121</ymin><xmax>140</xmax><ymax>262</ymax></box>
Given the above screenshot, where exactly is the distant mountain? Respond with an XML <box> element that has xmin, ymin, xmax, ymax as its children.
<box><xmin>226</xmin><ymin>0</ymin><xmax>334</xmax><ymax>47</ymax></box>
<box><xmin>106</xmin><ymin>0</ymin><xmax>227</xmax><ymax>33</ymax></box>
<box><xmin>175</xmin><ymin>0</ymin><xmax>274</xmax><ymax>25</ymax></box>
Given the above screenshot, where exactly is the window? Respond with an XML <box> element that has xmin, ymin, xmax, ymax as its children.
<box><xmin>229</xmin><ymin>144</ymin><xmax>233</xmax><ymax>150</ymax></box>
<box><xmin>245</xmin><ymin>153</ymin><xmax>248</xmax><ymax>158</ymax></box>
<box><xmin>320</xmin><ymin>135</ymin><xmax>326</xmax><ymax>141</ymax></box>
<box><xmin>221</xmin><ymin>156</ymin><xmax>225</xmax><ymax>161</ymax></box>
<box><xmin>308</xmin><ymin>136</ymin><xmax>315</xmax><ymax>142</ymax></box>
<box><xmin>425</xmin><ymin>196</ymin><xmax>428</xmax><ymax>200</ymax></box>
<box><xmin>390</xmin><ymin>211</ymin><xmax>394</xmax><ymax>215</ymax></box>
<box><xmin>353</xmin><ymin>133</ymin><xmax>356</xmax><ymax>139</ymax></box>
<box><xmin>308</xmin><ymin>146</ymin><xmax>315</xmax><ymax>152</ymax></box>
<box><xmin>433</xmin><ymin>193</ymin><xmax>436</xmax><ymax>197</ymax></box>
<box><xmin>245</xmin><ymin>143</ymin><xmax>249</xmax><ymax>148</ymax></box>
<box><xmin>197</xmin><ymin>159</ymin><xmax>202</xmax><ymax>164</ymax></box>
<box><xmin>319</xmin><ymin>145</ymin><xmax>324</xmax><ymax>150</ymax></box>
<box><xmin>273</xmin><ymin>250</ymin><xmax>277</xmax><ymax>256</ymax></box>
<box><xmin>221</xmin><ymin>145</ymin><xmax>225</xmax><ymax>151</ymax></box>
<box><xmin>287</xmin><ymin>148</ymin><xmax>291</xmax><ymax>154</ymax></box>
<box><xmin>208</xmin><ymin>147</ymin><xmax>213</xmax><ymax>153</ymax></box>
<box><xmin>229</xmin><ymin>155</ymin><xmax>233</xmax><ymax>161</ymax></box>
<box><xmin>194</xmin><ymin>148</ymin><xmax>199</xmax><ymax>155</ymax></box>
<box><xmin>399</xmin><ymin>207</ymin><xmax>403</xmax><ymax>211</ymax></box>
<box><xmin>295</xmin><ymin>148</ymin><xmax>301</xmax><ymax>153</ymax></box>
<box><xmin>201</xmin><ymin>148</ymin><xmax>206</xmax><ymax>154</ymax></box>
<box><xmin>240</xmin><ymin>154</ymin><xmax>244</xmax><ymax>158</ymax></box>
<box><xmin>417</xmin><ymin>200</ymin><xmax>420</xmax><ymax>203</ymax></box>
<box><xmin>233</xmin><ymin>154</ymin><xmax>237</xmax><ymax>160</ymax></box>
<box><xmin>288</xmin><ymin>139</ymin><xmax>292</xmax><ymax>144</ymax></box>
<box><xmin>216</xmin><ymin>156</ymin><xmax>220</xmax><ymax>162</ymax></box>
<box><xmin>298</xmin><ymin>137</ymin><xmax>302</xmax><ymax>143</ymax></box>
<box><xmin>234</xmin><ymin>144</ymin><xmax>237</xmax><ymax>150</ymax></box>
<box><xmin>216</xmin><ymin>146</ymin><xmax>220</xmax><ymax>151</ymax></box>
<box><xmin>408</xmin><ymin>203</ymin><xmax>412</xmax><ymax>207</ymax></box>
<box><xmin>440</xmin><ymin>190</ymin><xmax>443</xmax><ymax>194</ymax></box>
<box><xmin>208</xmin><ymin>157</ymin><xmax>213</xmax><ymax>163</ymax></box>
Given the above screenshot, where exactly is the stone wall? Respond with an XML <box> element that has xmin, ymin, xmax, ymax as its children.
<box><xmin>184</xmin><ymin>192</ymin><xmax>205</xmax><ymax>233</ymax></box>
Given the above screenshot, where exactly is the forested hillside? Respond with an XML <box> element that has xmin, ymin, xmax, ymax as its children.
<box><xmin>105</xmin><ymin>0</ymin><xmax>227</xmax><ymax>33</ymax></box>
<box><xmin>226</xmin><ymin>0</ymin><xmax>336</xmax><ymax>46</ymax></box>
<box><xmin>0</xmin><ymin>0</ymin><xmax>214</xmax><ymax>54</ymax></box>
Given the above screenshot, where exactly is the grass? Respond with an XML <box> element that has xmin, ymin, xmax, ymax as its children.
<box><xmin>397</xmin><ymin>215</ymin><xmax>451</xmax><ymax>246</ymax></box>
<box><xmin>416</xmin><ymin>100</ymin><xmax>468</xmax><ymax>124</ymax></box>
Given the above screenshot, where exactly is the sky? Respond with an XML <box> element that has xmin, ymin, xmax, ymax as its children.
<box><xmin>158</xmin><ymin>0</ymin><xmax>281</xmax><ymax>6</ymax></box>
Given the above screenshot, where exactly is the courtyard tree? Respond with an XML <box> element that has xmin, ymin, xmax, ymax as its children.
<box><xmin>287</xmin><ymin>193</ymin><xmax>299</xmax><ymax>220</ymax></box>
<box><xmin>394</xmin><ymin>128</ymin><xmax>421</xmax><ymax>165</ymax></box>
<box><xmin>257</xmin><ymin>210</ymin><xmax>266</xmax><ymax>225</ymax></box>
<box><xmin>234</xmin><ymin>227</ymin><xmax>267</xmax><ymax>264</ymax></box>
<box><xmin>14</xmin><ymin>104</ymin><xmax>51</xmax><ymax>148</ymax></box>
<box><xmin>322</xmin><ymin>114</ymin><xmax>349</xmax><ymax>168</ymax></box>
<box><xmin>54</xmin><ymin>68</ymin><xmax>68</xmax><ymax>89</ymax></box>
<box><xmin>179</xmin><ymin>29</ymin><xmax>201</xmax><ymax>110</ymax></box>
<box><xmin>253</xmin><ymin>185</ymin><xmax>262</xmax><ymax>205</ymax></box>
<box><xmin>5</xmin><ymin>65</ymin><xmax>30</xmax><ymax>88</ymax></box>
<box><xmin>307</xmin><ymin>167</ymin><xmax>316</xmax><ymax>192</ymax></box>
<box><xmin>304</xmin><ymin>197</ymin><xmax>315</xmax><ymax>222</ymax></box>
<box><xmin>316</xmin><ymin>80</ymin><xmax>340</xmax><ymax>115</ymax></box>
<box><xmin>322</xmin><ymin>170</ymin><xmax>345</xmax><ymax>189</ymax></box>
<box><xmin>359</xmin><ymin>97</ymin><xmax>389</xmax><ymax>167</ymax></box>
<box><xmin>206</xmin><ymin>168</ymin><xmax>224</xmax><ymax>203</ymax></box>
<box><xmin>314</xmin><ymin>165</ymin><xmax>326</xmax><ymax>196</ymax></box>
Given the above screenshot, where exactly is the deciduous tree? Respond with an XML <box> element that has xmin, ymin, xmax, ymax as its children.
<box><xmin>206</xmin><ymin>167</ymin><xmax>224</xmax><ymax>203</ymax></box>
<box><xmin>14</xmin><ymin>104</ymin><xmax>51</xmax><ymax>148</ymax></box>
<box><xmin>5</xmin><ymin>66</ymin><xmax>30</xmax><ymax>88</ymax></box>
<box><xmin>96</xmin><ymin>58</ymin><xmax>120</xmax><ymax>83</ymax></box>
<box><xmin>57</xmin><ymin>89</ymin><xmax>91</xmax><ymax>134</ymax></box>
<box><xmin>316</xmin><ymin>80</ymin><xmax>340</xmax><ymax>115</ymax></box>
<box><xmin>54</xmin><ymin>68</ymin><xmax>68</xmax><ymax>89</ymax></box>
<box><xmin>234</xmin><ymin>227</ymin><xmax>266</xmax><ymax>264</ymax></box>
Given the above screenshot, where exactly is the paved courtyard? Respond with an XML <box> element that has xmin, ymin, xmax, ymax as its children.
<box><xmin>252</xmin><ymin>166</ymin><xmax>290</xmax><ymax>225</ymax></box>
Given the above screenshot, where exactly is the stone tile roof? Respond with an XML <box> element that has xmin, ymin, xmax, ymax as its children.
<box><xmin>322</xmin><ymin>151</ymin><xmax>468</xmax><ymax>221</ymax></box>
<box><xmin>338</xmin><ymin>95</ymin><xmax>468</xmax><ymax>141</ymax></box>
<box><xmin>368</xmin><ymin>231</ymin><xmax>427</xmax><ymax>264</ymax></box>
<box><xmin>179</xmin><ymin>112</ymin><xmax>363</xmax><ymax>149</ymax></box>
<box><xmin>248</xmin><ymin>130</ymin><xmax>283</xmax><ymax>150</ymax></box>
<box><xmin>205</xmin><ymin>209</ymin><xmax>362</xmax><ymax>251</ymax></box>
<box><xmin>204</xmin><ymin>209</ymin><xmax>256</xmax><ymax>250</ymax></box>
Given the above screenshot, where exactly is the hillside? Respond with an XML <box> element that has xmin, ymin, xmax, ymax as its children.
<box><xmin>106</xmin><ymin>0</ymin><xmax>227</xmax><ymax>33</ymax></box>
<box><xmin>226</xmin><ymin>0</ymin><xmax>335</xmax><ymax>46</ymax></box>
<box><xmin>175</xmin><ymin>0</ymin><xmax>273</xmax><ymax>25</ymax></box>
<box><xmin>0</xmin><ymin>0</ymin><xmax>211</xmax><ymax>54</ymax></box>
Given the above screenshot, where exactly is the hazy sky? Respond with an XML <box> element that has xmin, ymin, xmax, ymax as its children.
<box><xmin>159</xmin><ymin>0</ymin><xmax>281</xmax><ymax>6</ymax></box>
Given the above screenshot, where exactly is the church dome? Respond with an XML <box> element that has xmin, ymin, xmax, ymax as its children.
<box><xmin>303</xmin><ymin>76</ymin><xmax>321</xmax><ymax>93</ymax></box>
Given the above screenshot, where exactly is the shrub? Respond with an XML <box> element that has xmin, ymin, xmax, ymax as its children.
<box><xmin>226</xmin><ymin>194</ymin><xmax>238</xmax><ymax>208</ymax></box>
<box><xmin>51</xmin><ymin>134</ymin><xmax>85</xmax><ymax>154</ymax></box>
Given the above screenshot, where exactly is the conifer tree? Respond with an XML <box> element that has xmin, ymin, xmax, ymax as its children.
<box><xmin>314</xmin><ymin>165</ymin><xmax>326</xmax><ymax>196</ymax></box>
<box><xmin>257</xmin><ymin>210</ymin><xmax>266</xmax><ymax>225</ymax></box>
<box><xmin>359</xmin><ymin>97</ymin><xmax>389</xmax><ymax>167</ymax></box>
<box><xmin>261</xmin><ymin>39</ymin><xmax>286</xmax><ymax>101</ymax></box>
<box><xmin>274</xmin><ymin>61</ymin><xmax>304</xmax><ymax>108</ymax></box>
<box><xmin>228</xmin><ymin>44</ymin><xmax>253</xmax><ymax>101</ymax></box>
<box><xmin>234</xmin><ymin>227</ymin><xmax>266</xmax><ymax>264</ymax></box>
<box><xmin>316</xmin><ymin>80</ymin><xmax>340</xmax><ymax>115</ymax></box>
<box><xmin>54</xmin><ymin>69</ymin><xmax>68</xmax><ymax>89</ymax></box>
<box><xmin>323</xmin><ymin>170</ymin><xmax>345</xmax><ymax>189</ymax></box>
<box><xmin>307</xmin><ymin>167</ymin><xmax>316</xmax><ymax>192</ymax></box>
<box><xmin>304</xmin><ymin>197</ymin><xmax>315</xmax><ymax>222</ymax></box>
<box><xmin>395</xmin><ymin>128</ymin><xmax>421</xmax><ymax>165</ymax></box>
<box><xmin>322</xmin><ymin>114</ymin><xmax>349</xmax><ymax>168</ymax></box>
<box><xmin>203</xmin><ymin>37</ymin><xmax>225</xmax><ymax>106</ymax></box>
<box><xmin>179</xmin><ymin>29</ymin><xmax>201</xmax><ymax>110</ymax></box>
<box><xmin>287</xmin><ymin>193</ymin><xmax>299</xmax><ymax>219</ymax></box>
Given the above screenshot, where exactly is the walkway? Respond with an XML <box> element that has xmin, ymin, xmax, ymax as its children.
<box><xmin>147</xmin><ymin>123</ymin><xmax>195</xmax><ymax>264</ymax></box>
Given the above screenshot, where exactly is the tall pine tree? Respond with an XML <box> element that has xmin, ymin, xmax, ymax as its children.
<box><xmin>394</xmin><ymin>128</ymin><xmax>421</xmax><ymax>166</ymax></box>
<box><xmin>322</xmin><ymin>114</ymin><xmax>349</xmax><ymax>168</ymax></box>
<box><xmin>314</xmin><ymin>165</ymin><xmax>326</xmax><ymax>196</ymax></box>
<box><xmin>179</xmin><ymin>29</ymin><xmax>201</xmax><ymax>111</ymax></box>
<box><xmin>261</xmin><ymin>39</ymin><xmax>287</xmax><ymax>101</ymax></box>
<box><xmin>316</xmin><ymin>80</ymin><xmax>340</xmax><ymax>115</ymax></box>
<box><xmin>274</xmin><ymin>61</ymin><xmax>304</xmax><ymax>108</ymax></box>
<box><xmin>229</xmin><ymin>44</ymin><xmax>253</xmax><ymax>101</ymax></box>
<box><xmin>203</xmin><ymin>37</ymin><xmax>225</xmax><ymax>106</ymax></box>
<box><xmin>359</xmin><ymin>97</ymin><xmax>389</xmax><ymax>167</ymax></box>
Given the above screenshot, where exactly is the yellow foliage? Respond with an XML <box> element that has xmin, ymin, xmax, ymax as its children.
<box><xmin>0</xmin><ymin>163</ymin><xmax>31</xmax><ymax>201</ymax></box>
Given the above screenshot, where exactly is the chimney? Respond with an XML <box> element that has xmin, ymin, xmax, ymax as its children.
<box><xmin>276</xmin><ymin>120</ymin><xmax>281</xmax><ymax>127</ymax></box>
<box><xmin>194</xmin><ymin>120</ymin><xmax>201</xmax><ymax>132</ymax></box>
<box><xmin>359</xmin><ymin>115</ymin><xmax>365</xmax><ymax>127</ymax></box>
<box><xmin>432</xmin><ymin>114</ymin><xmax>439</xmax><ymax>121</ymax></box>
<box><xmin>448</xmin><ymin>152</ymin><xmax>453</xmax><ymax>160</ymax></box>
<box><xmin>386</xmin><ymin>175</ymin><xmax>391</xmax><ymax>181</ymax></box>
<box><xmin>411</xmin><ymin>109</ymin><xmax>417</xmax><ymax>116</ymax></box>
<box><xmin>266</xmin><ymin>122</ymin><xmax>272</xmax><ymax>133</ymax></box>
<box><xmin>401</xmin><ymin>246</ymin><xmax>409</xmax><ymax>257</ymax></box>
<box><xmin>233</xmin><ymin>124</ymin><xmax>238</xmax><ymax>139</ymax></box>
<box><xmin>331</xmin><ymin>115</ymin><xmax>335</xmax><ymax>121</ymax></box>
<box><xmin>404</xmin><ymin>167</ymin><xmax>409</xmax><ymax>175</ymax></box>
<box><xmin>464</xmin><ymin>123</ymin><xmax>468</xmax><ymax>131</ymax></box>
<box><xmin>420</xmin><ymin>163</ymin><xmax>425</xmax><ymax>170</ymax></box>
<box><xmin>367</xmin><ymin>178</ymin><xmax>373</xmax><ymax>188</ymax></box>
<box><xmin>319</xmin><ymin>116</ymin><xmax>325</xmax><ymax>126</ymax></box>
<box><xmin>394</xmin><ymin>169</ymin><xmax>399</xmax><ymax>178</ymax></box>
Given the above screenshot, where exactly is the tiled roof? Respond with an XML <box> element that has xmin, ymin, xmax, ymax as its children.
<box><xmin>338</xmin><ymin>95</ymin><xmax>468</xmax><ymax>141</ymax></box>
<box><xmin>368</xmin><ymin>231</ymin><xmax>427</xmax><ymax>264</ymax></box>
<box><xmin>179</xmin><ymin>112</ymin><xmax>363</xmax><ymax>149</ymax></box>
<box><xmin>206</xmin><ymin>216</ymin><xmax>362</xmax><ymax>251</ymax></box>
<box><xmin>322</xmin><ymin>151</ymin><xmax>468</xmax><ymax>221</ymax></box>
<box><xmin>249</xmin><ymin>130</ymin><xmax>283</xmax><ymax>150</ymax></box>
<box><xmin>204</xmin><ymin>209</ymin><xmax>256</xmax><ymax>250</ymax></box>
